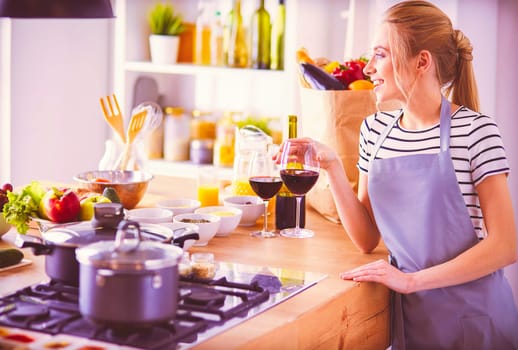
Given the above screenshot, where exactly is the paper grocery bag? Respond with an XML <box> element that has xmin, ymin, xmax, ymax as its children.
<box><xmin>299</xmin><ymin>88</ymin><xmax>399</xmax><ymax>223</ymax></box>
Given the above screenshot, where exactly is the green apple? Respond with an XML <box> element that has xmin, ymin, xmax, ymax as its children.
<box><xmin>79</xmin><ymin>195</ymin><xmax>111</xmax><ymax>221</ymax></box>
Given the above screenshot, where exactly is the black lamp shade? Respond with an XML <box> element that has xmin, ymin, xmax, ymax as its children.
<box><xmin>0</xmin><ymin>0</ymin><xmax>114</xmax><ymax>18</ymax></box>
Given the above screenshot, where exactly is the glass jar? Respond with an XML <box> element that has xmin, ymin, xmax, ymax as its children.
<box><xmin>164</xmin><ymin>107</ymin><xmax>190</xmax><ymax>162</ymax></box>
<box><xmin>191</xmin><ymin>252</ymin><xmax>215</xmax><ymax>279</ymax></box>
<box><xmin>179</xmin><ymin>252</ymin><xmax>192</xmax><ymax>276</ymax></box>
<box><xmin>190</xmin><ymin>139</ymin><xmax>214</xmax><ymax>164</ymax></box>
<box><xmin>213</xmin><ymin>116</ymin><xmax>236</xmax><ymax>168</ymax></box>
<box><xmin>190</xmin><ymin>110</ymin><xmax>216</xmax><ymax>140</ymax></box>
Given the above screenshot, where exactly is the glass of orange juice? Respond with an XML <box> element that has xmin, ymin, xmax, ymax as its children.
<box><xmin>197</xmin><ymin>167</ymin><xmax>219</xmax><ymax>207</ymax></box>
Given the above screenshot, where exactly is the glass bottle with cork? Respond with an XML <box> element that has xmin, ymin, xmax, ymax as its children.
<box><xmin>270</xmin><ymin>0</ymin><xmax>285</xmax><ymax>70</ymax></box>
<box><xmin>250</xmin><ymin>0</ymin><xmax>271</xmax><ymax>69</ymax></box>
<box><xmin>275</xmin><ymin>115</ymin><xmax>306</xmax><ymax>230</ymax></box>
<box><xmin>226</xmin><ymin>0</ymin><xmax>248</xmax><ymax>68</ymax></box>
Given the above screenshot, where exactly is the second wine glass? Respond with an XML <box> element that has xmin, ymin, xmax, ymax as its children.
<box><xmin>248</xmin><ymin>150</ymin><xmax>282</xmax><ymax>238</ymax></box>
<box><xmin>279</xmin><ymin>139</ymin><xmax>320</xmax><ymax>238</ymax></box>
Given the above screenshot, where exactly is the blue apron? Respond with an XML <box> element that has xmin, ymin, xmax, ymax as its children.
<box><xmin>367</xmin><ymin>97</ymin><xmax>518</xmax><ymax>349</ymax></box>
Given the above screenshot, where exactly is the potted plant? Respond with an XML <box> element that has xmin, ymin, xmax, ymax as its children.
<box><xmin>148</xmin><ymin>2</ymin><xmax>185</xmax><ymax>64</ymax></box>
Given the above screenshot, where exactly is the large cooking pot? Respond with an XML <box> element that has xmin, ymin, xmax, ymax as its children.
<box><xmin>17</xmin><ymin>203</ymin><xmax>198</xmax><ymax>286</ymax></box>
<box><xmin>76</xmin><ymin>220</ymin><xmax>183</xmax><ymax>326</ymax></box>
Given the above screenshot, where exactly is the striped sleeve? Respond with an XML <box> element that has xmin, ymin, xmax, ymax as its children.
<box><xmin>468</xmin><ymin>115</ymin><xmax>510</xmax><ymax>185</ymax></box>
<box><xmin>357</xmin><ymin>117</ymin><xmax>372</xmax><ymax>174</ymax></box>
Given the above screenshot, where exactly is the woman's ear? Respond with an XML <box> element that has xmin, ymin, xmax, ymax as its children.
<box><xmin>416</xmin><ymin>50</ymin><xmax>432</xmax><ymax>71</ymax></box>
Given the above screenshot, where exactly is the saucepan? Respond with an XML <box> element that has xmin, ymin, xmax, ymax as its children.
<box><xmin>17</xmin><ymin>203</ymin><xmax>199</xmax><ymax>286</ymax></box>
<box><xmin>76</xmin><ymin>220</ymin><xmax>183</xmax><ymax>326</ymax></box>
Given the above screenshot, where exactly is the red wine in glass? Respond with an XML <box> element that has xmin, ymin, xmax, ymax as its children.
<box><xmin>249</xmin><ymin>176</ymin><xmax>283</xmax><ymax>200</ymax></box>
<box><xmin>279</xmin><ymin>140</ymin><xmax>320</xmax><ymax>238</ymax></box>
<box><xmin>279</xmin><ymin>169</ymin><xmax>319</xmax><ymax>196</ymax></box>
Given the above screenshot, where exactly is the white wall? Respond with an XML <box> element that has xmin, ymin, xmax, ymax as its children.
<box><xmin>495</xmin><ymin>0</ymin><xmax>518</xmax><ymax>307</ymax></box>
<box><xmin>0</xmin><ymin>18</ymin><xmax>113</xmax><ymax>187</ymax></box>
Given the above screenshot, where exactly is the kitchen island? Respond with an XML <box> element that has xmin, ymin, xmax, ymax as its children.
<box><xmin>0</xmin><ymin>175</ymin><xmax>390</xmax><ymax>350</ymax></box>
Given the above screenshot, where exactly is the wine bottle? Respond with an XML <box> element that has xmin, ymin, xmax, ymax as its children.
<box><xmin>227</xmin><ymin>0</ymin><xmax>248</xmax><ymax>68</ymax></box>
<box><xmin>270</xmin><ymin>0</ymin><xmax>285</xmax><ymax>70</ymax></box>
<box><xmin>250</xmin><ymin>0</ymin><xmax>271</xmax><ymax>69</ymax></box>
<box><xmin>276</xmin><ymin>115</ymin><xmax>306</xmax><ymax>230</ymax></box>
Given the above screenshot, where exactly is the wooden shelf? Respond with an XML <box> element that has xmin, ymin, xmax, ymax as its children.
<box><xmin>124</xmin><ymin>61</ymin><xmax>287</xmax><ymax>78</ymax></box>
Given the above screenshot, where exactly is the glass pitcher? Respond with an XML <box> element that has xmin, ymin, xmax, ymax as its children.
<box><xmin>231</xmin><ymin>125</ymin><xmax>273</xmax><ymax>196</ymax></box>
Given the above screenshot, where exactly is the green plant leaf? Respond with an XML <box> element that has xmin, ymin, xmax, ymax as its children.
<box><xmin>148</xmin><ymin>2</ymin><xmax>185</xmax><ymax>36</ymax></box>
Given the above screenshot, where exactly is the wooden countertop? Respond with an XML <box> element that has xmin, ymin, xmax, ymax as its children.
<box><xmin>0</xmin><ymin>175</ymin><xmax>390</xmax><ymax>349</ymax></box>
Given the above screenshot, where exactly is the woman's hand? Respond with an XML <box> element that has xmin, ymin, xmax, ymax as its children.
<box><xmin>273</xmin><ymin>137</ymin><xmax>340</xmax><ymax>171</ymax></box>
<box><xmin>339</xmin><ymin>259</ymin><xmax>415</xmax><ymax>294</ymax></box>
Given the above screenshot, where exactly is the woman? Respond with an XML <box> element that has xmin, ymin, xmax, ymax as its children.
<box><xmin>303</xmin><ymin>1</ymin><xmax>518</xmax><ymax>349</ymax></box>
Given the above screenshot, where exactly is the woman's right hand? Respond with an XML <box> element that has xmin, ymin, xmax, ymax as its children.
<box><xmin>274</xmin><ymin>137</ymin><xmax>340</xmax><ymax>171</ymax></box>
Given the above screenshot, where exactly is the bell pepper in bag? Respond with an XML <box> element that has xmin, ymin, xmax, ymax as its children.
<box><xmin>331</xmin><ymin>59</ymin><xmax>366</xmax><ymax>88</ymax></box>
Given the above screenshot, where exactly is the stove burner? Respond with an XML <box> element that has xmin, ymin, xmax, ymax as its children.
<box><xmin>185</xmin><ymin>290</ymin><xmax>226</xmax><ymax>306</ymax></box>
<box><xmin>7</xmin><ymin>305</ymin><xmax>49</xmax><ymax>321</ymax></box>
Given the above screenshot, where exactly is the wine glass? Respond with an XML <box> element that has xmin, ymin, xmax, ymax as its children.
<box><xmin>279</xmin><ymin>140</ymin><xmax>320</xmax><ymax>238</ymax></box>
<box><xmin>248</xmin><ymin>150</ymin><xmax>283</xmax><ymax>238</ymax></box>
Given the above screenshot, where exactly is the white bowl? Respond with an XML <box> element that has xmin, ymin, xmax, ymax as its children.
<box><xmin>173</xmin><ymin>213</ymin><xmax>220</xmax><ymax>246</ymax></box>
<box><xmin>195</xmin><ymin>206</ymin><xmax>242</xmax><ymax>237</ymax></box>
<box><xmin>223</xmin><ymin>195</ymin><xmax>264</xmax><ymax>227</ymax></box>
<box><xmin>159</xmin><ymin>222</ymin><xmax>200</xmax><ymax>250</ymax></box>
<box><xmin>156</xmin><ymin>198</ymin><xmax>201</xmax><ymax>215</ymax></box>
<box><xmin>126</xmin><ymin>207</ymin><xmax>173</xmax><ymax>224</ymax></box>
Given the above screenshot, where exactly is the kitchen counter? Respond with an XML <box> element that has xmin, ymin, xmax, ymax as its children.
<box><xmin>0</xmin><ymin>175</ymin><xmax>390</xmax><ymax>349</ymax></box>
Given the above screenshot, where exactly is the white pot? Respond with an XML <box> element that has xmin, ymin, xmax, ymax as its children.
<box><xmin>149</xmin><ymin>35</ymin><xmax>180</xmax><ymax>65</ymax></box>
<box><xmin>0</xmin><ymin>213</ymin><xmax>11</xmax><ymax>237</ymax></box>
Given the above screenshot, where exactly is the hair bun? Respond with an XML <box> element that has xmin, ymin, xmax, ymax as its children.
<box><xmin>454</xmin><ymin>29</ymin><xmax>473</xmax><ymax>61</ymax></box>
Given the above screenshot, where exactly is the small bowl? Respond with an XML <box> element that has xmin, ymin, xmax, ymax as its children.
<box><xmin>74</xmin><ymin>170</ymin><xmax>153</xmax><ymax>209</ymax></box>
<box><xmin>156</xmin><ymin>199</ymin><xmax>201</xmax><ymax>215</ymax></box>
<box><xmin>173</xmin><ymin>213</ymin><xmax>220</xmax><ymax>246</ymax></box>
<box><xmin>223</xmin><ymin>195</ymin><xmax>264</xmax><ymax>227</ymax></box>
<box><xmin>159</xmin><ymin>222</ymin><xmax>200</xmax><ymax>250</ymax></box>
<box><xmin>195</xmin><ymin>206</ymin><xmax>242</xmax><ymax>236</ymax></box>
<box><xmin>127</xmin><ymin>207</ymin><xmax>173</xmax><ymax>224</ymax></box>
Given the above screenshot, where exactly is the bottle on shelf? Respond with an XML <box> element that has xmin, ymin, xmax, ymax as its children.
<box><xmin>226</xmin><ymin>0</ymin><xmax>248</xmax><ymax>68</ymax></box>
<box><xmin>194</xmin><ymin>0</ymin><xmax>213</xmax><ymax>65</ymax></box>
<box><xmin>276</xmin><ymin>115</ymin><xmax>306</xmax><ymax>230</ymax></box>
<box><xmin>250</xmin><ymin>0</ymin><xmax>271</xmax><ymax>69</ymax></box>
<box><xmin>211</xmin><ymin>10</ymin><xmax>224</xmax><ymax>66</ymax></box>
<box><xmin>270</xmin><ymin>0</ymin><xmax>286</xmax><ymax>70</ymax></box>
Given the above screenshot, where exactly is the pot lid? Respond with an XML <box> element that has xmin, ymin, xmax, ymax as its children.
<box><xmin>75</xmin><ymin>221</ymin><xmax>183</xmax><ymax>271</ymax></box>
<box><xmin>42</xmin><ymin>221</ymin><xmax>173</xmax><ymax>247</ymax></box>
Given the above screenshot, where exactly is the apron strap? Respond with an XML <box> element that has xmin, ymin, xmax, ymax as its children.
<box><xmin>439</xmin><ymin>96</ymin><xmax>452</xmax><ymax>153</ymax></box>
<box><xmin>368</xmin><ymin>110</ymin><xmax>403</xmax><ymax>166</ymax></box>
<box><xmin>368</xmin><ymin>97</ymin><xmax>452</xmax><ymax>167</ymax></box>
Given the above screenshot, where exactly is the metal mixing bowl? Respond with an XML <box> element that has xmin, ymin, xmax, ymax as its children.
<box><xmin>73</xmin><ymin>170</ymin><xmax>153</xmax><ymax>209</ymax></box>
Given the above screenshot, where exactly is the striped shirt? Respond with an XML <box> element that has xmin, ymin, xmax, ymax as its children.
<box><xmin>357</xmin><ymin>106</ymin><xmax>510</xmax><ymax>238</ymax></box>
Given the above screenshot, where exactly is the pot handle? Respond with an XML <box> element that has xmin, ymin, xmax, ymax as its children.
<box><xmin>172</xmin><ymin>231</ymin><xmax>200</xmax><ymax>248</ymax></box>
<box><xmin>113</xmin><ymin>220</ymin><xmax>142</xmax><ymax>253</ymax></box>
<box><xmin>15</xmin><ymin>234</ymin><xmax>54</xmax><ymax>255</ymax></box>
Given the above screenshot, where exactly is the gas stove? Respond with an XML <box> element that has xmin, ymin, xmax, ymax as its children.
<box><xmin>0</xmin><ymin>262</ymin><xmax>326</xmax><ymax>349</ymax></box>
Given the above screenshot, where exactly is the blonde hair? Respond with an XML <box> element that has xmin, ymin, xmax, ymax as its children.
<box><xmin>384</xmin><ymin>0</ymin><xmax>480</xmax><ymax>111</ymax></box>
